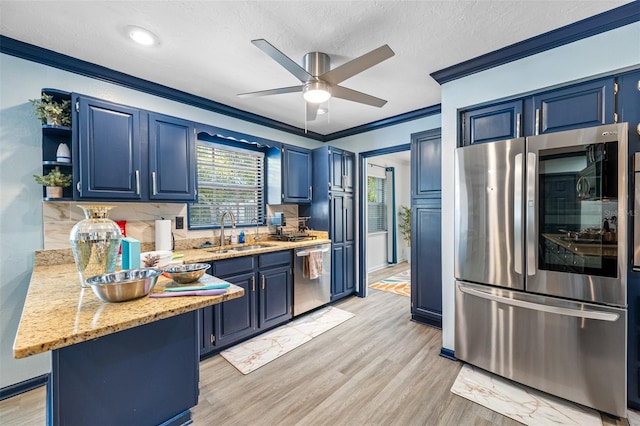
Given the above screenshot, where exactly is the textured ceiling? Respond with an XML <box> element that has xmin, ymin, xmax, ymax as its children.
<box><xmin>0</xmin><ymin>1</ymin><xmax>631</xmax><ymax>135</ymax></box>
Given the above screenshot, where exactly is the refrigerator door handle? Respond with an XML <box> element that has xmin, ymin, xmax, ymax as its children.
<box><xmin>458</xmin><ymin>284</ymin><xmax>620</xmax><ymax>322</ymax></box>
<box><xmin>526</xmin><ymin>152</ymin><xmax>537</xmax><ymax>276</ymax></box>
<box><xmin>514</xmin><ymin>153</ymin><xmax>523</xmax><ymax>274</ymax></box>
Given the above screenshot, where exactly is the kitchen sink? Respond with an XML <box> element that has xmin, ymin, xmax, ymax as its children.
<box><xmin>204</xmin><ymin>244</ymin><xmax>276</xmax><ymax>253</ymax></box>
<box><xmin>235</xmin><ymin>244</ymin><xmax>275</xmax><ymax>251</ymax></box>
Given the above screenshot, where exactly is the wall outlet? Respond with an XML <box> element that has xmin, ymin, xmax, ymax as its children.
<box><xmin>175</xmin><ymin>216</ymin><xmax>184</xmax><ymax>230</ymax></box>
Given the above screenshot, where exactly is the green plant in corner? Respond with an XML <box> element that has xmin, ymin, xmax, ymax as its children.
<box><xmin>33</xmin><ymin>167</ymin><xmax>73</xmax><ymax>188</ymax></box>
<box><xmin>29</xmin><ymin>93</ymin><xmax>72</xmax><ymax>127</ymax></box>
<box><xmin>398</xmin><ymin>205</ymin><xmax>411</xmax><ymax>246</ymax></box>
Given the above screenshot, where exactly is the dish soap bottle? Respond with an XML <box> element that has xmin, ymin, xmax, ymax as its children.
<box><xmin>230</xmin><ymin>229</ymin><xmax>238</xmax><ymax>245</ymax></box>
<box><xmin>239</xmin><ymin>231</ymin><xmax>245</xmax><ymax>244</ymax></box>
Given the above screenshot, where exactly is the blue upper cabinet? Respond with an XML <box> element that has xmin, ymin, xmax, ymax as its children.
<box><xmin>148</xmin><ymin>113</ymin><xmax>197</xmax><ymax>201</ymax></box>
<box><xmin>76</xmin><ymin>95</ymin><xmax>142</xmax><ymax>199</ymax></box>
<box><xmin>282</xmin><ymin>144</ymin><xmax>312</xmax><ymax>203</ymax></box>
<box><xmin>461</xmin><ymin>77</ymin><xmax>616</xmax><ymax>145</ymax></box>
<box><xmin>532</xmin><ymin>78</ymin><xmax>615</xmax><ymax>135</ymax></box>
<box><xmin>75</xmin><ymin>94</ymin><xmax>196</xmax><ymax>202</ymax></box>
<box><xmin>461</xmin><ymin>99</ymin><xmax>523</xmax><ymax>146</ymax></box>
<box><xmin>411</xmin><ymin>129</ymin><xmax>442</xmax><ymax>199</ymax></box>
<box><xmin>329</xmin><ymin>148</ymin><xmax>355</xmax><ymax>192</ymax></box>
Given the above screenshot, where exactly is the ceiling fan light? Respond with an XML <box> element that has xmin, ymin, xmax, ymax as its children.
<box><xmin>303</xmin><ymin>81</ymin><xmax>331</xmax><ymax>103</ymax></box>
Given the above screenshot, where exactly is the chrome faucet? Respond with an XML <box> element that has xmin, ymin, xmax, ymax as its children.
<box><xmin>254</xmin><ymin>217</ymin><xmax>260</xmax><ymax>242</ymax></box>
<box><xmin>219</xmin><ymin>211</ymin><xmax>236</xmax><ymax>248</ymax></box>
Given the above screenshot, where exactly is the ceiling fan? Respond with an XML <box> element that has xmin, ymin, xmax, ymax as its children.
<box><xmin>238</xmin><ymin>39</ymin><xmax>395</xmax><ymax>121</ymax></box>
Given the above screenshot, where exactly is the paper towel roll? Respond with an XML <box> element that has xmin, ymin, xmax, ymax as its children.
<box><xmin>155</xmin><ymin>220</ymin><xmax>172</xmax><ymax>251</ymax></box>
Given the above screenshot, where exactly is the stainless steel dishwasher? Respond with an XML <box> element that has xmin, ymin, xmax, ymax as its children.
<box><xmin>293</xmin><ymin>243</ymin><xmax>331</xmax><ymax>316</ymax></box>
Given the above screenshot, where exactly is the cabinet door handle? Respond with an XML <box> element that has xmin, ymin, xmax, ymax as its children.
<box><xmin>309</xmin><ymin>186</ymin><xmax>312</xmax><ymax>200</ymax></box>
<box><xmin>535</xmin><ymin>108</ymin><xmax>540</xmax><ymax>135</ymax></box>
<box><xmin>261</xmin><ymin>275</ymin><xmax>265</xmax><ymax>290</ymax></box>
<box><xmin>76</xmin><ymin>181</ymin><xmax>81</xmax><ymax>193</ymax></box>
<box><xmin>135</xmin><ymin>170</ymin><xmax>140</xmax><ymax>195</ymax></box>
<box><xmin>252</xmin><ymin>276</ymin><xmax>255</xmax><ymax>292</ymax></box>
<box><xmin>516</xmin><ymin>113</ymin><xmax>521</xmax><ymax>138</ymax></box>
<box><xmin>152</xmin><ymin>172</ymin><xmax>157</xmax><ymax>195</ymax></box>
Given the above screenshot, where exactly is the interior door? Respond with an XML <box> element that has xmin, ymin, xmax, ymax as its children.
<box><xmin>455</xmin><ymin>137</ymin><xmax>525</xmax><ymax>290</ymax></box>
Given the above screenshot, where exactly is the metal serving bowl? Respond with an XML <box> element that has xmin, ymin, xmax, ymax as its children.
<box><xmin>85</xmin><ymin>268</ymin><xmax>163</xmax><ymax>302</ymax></box>
<box><xmin>163</xmin><ymin>263</ymin><xmax>211</xmax><ymax>284</ymax></box>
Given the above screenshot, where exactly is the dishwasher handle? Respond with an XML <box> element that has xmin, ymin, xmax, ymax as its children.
<box><xmin>296</xmin><ymin>246</ymin><xmax>330</xmax><ymax>257</ymax></box>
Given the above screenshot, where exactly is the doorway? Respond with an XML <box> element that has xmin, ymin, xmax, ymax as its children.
<box><xmin>358</xmin><ymin>144</ymin><xmax>411</xmax><ymax>298</ymax></box>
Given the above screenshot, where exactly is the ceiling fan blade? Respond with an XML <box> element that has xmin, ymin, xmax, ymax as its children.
<box><xmin>320</xmin><ymin>45</ymin><xmax>394</xmax><ymax>85</ymax></box>
<box><xmin>332</xmin><ymin>85</ymin><xmax>387</xmax><ymax>107</ymax></box>
<box><xmin>252</xmin><ymin>39</ymin><xmax>314</xmax><ymax>83</ymax></box>
<box><xmin>237</xmin><ymin>85</ymin><xmax>303</xmax><ymax>98</ymax></box>
<box><xmin>306</xmin><ymin>102</ymin><xmax>319</xmax><ymax>121</ymax></box>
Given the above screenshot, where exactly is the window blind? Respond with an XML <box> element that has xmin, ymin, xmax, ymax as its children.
<box><xmin>367</xmin><ymin>176</ymin><xmax>387</xmax><ymax>232</ymax></box>
<box><xmin>189</xmin><ymin>141</ymin><xmax>264</xmax><ymax>227</ymax></box>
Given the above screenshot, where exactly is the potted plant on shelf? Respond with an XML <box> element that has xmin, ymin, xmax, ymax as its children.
<box><xmin>33</xmin><ymin>167</ymin><xmax>73</xmax><ymax>198</ymax></box>
<box><xmin>29</xmin><ymin>93</ymin><xmax>71</xmax><ymax>127</ymax></box>
<box><xmin>398</xmin><ymin>205</ymin><xmax>411</xmax><ymax>262</ymax></box>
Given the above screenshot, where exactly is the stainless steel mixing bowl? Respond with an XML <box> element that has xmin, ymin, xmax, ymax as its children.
<box><xmin>85</xmin><ymin>268</ymin><xmax>163</xmax><ymax>302</ymax></box>
<box><xmin>163</xmin><ymin>263</ymin><xmax>211</xmax><ymax>284</ymax></box>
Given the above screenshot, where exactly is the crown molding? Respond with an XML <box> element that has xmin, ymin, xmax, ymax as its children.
<box><xmin>431</xmin><ymin>2</ymin><xmax>640</xmax><ymax>85</ymax></box>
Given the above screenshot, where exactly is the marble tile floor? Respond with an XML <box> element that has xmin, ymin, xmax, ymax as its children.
<box><xmin>220</xmin><ymin>306</ymin><xmax>355</xmax><ymax>374</ymax></box>
<box><xmin>451</xmin><ymin>363</ymin><xmax>607</xmax><ymax>426</ymax></box>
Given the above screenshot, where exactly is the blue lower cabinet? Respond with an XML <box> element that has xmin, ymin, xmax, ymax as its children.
<box><xmin>331</xmin><ymin>242</ymin><xmax>355</xmax><ymax>301</ymax></box>
<box><xmin>200</xmin><ymin>252</ymin><xmax>292</xmax><ymax>357</ymax></box>
<box><xmin>258</xmin><ymin>265</ymin><xmax>292</xmax><ymax>329</ymax></box>
<box><xmin>344</xmin><ymin>243</ymin><xmax>355</xmax><ymax>295</ymax></box>
<box><xmin>411</xmin><ymin>204</ymin><xmax>442</xmax><ymax>328</ymax></box>
<box><xmin>51</xmin><ymin>311</ymin><xmax>198</xmax><ymax>425</ymax></box>
<box><xmin>214</xmin><ymin>271</ymin><xmax>257</xmax><ymax>347</ymax></box>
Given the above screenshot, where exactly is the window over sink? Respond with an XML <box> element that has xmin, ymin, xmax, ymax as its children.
<box><xmin>189</xmin><ymin>138</ymin><xmax>265</xmax><ymax>228</ymax></box>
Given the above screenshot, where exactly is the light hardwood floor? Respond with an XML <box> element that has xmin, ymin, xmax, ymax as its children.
<box><xmin>0</xmin><ymin>288</ymin><xmax>627</xmax><ymax>425</ymax></box>
<box><xmin>367</xmin><ymin>261</ymin><xmax>410</xmax><ymax>285</ymax></box>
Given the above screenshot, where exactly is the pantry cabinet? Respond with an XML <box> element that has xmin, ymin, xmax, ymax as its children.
<box><xmin>411</xmin><ymin>129</ymin><xmax>442</xmax><ymax>328</ymax></box>
<box><xmin>329</xmin><ymin>193</ymin><xmax>355</xmax><ymax>300</ymax></box>
<box><xmin>310</xmin><ymin>146</ymin><xmax>356</xmax><ymax>301</ymax></box>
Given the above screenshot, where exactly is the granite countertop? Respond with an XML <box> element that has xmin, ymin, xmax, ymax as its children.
<box><xmin>177</xmin><ymin>237</ymin><xmax>331</xmax><ymax>264</ymax></box>
<box><xmin>14</xmin><ymin>236</ymin><xmax>330</xmax><ymax>359</ymax></box>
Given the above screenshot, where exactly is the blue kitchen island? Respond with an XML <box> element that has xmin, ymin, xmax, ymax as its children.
<box><xmin>13</xmin><ymin>262</ymin><xmax>244</xmax><ymax>425</ymax></box>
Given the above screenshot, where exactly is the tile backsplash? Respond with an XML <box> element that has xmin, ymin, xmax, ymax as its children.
<box><xmin>42</xmin><ymin>202</ymin><xmax>300</xmax><ymax>250</ymax></box>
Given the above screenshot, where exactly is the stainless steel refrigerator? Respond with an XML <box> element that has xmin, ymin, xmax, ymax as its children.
<box><xmin>455</xmin><ymin>123</ymin><xmax>628</xmax><ymax>417</ymax></box>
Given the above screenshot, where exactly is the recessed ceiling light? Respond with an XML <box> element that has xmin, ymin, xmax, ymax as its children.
<box><xmin>126</xmin><ymin>26</ymin><xmax>159</xmax><ymax>46</ymax></box>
